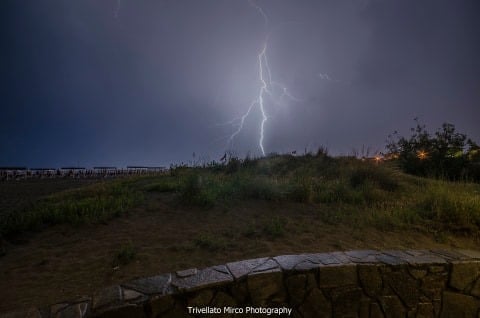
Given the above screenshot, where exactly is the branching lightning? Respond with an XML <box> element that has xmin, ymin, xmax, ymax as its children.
<box><xmin>114</xmin><ymin>0</ymin><xmax>122</xmax><ymax>19</ymax></box>
<box><xmin>223</xmin><ymin>0</ymin><xmax>302</xmax><ymax>156</ymax></box>
<box><xmin>318</xmin><ymin>73</ymin><xmax>341</xmax><ymax>83</ymax></box>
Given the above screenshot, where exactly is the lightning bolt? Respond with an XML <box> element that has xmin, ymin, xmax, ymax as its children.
<box><xmin>114</xmin><ymin>0</ymin><xmax>121</xmax><ymax>19</ymax></box>
<box><xmin>318</xmin><ymin>73</ymin><xmax>341</xmax><ymax>83</ymax></box>
<box><xmin>223</xmin><ymin>0</ymin><xmax>302</xmax><ymax>156</ymax></box>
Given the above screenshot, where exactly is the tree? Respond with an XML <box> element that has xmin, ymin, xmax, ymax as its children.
<box><xmin>386</xmin><ymin>120</ymin><xmax>479</xmax><ymax>182</ymax></box>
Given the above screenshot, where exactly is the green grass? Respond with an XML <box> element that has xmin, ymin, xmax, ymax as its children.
<box><xmin>263</xmin><ymin>216</ymin><xmax>287</xmax><ymax>238</ymax></box>
<box><xmin>0</xmin><ymin>179</ymin><xmax>143</xmax><ymax>237</ymax></box>
<box><xmin>2</xmin><ymin>153</ymin><xmax>480</xmax><ymax>239</ymax></box>
<box><xmin>153</xmin><ymin>155</ymin><xmax>402</xmax><ymax>207</ymax></box>
<box><xmin>113</xmin><ymin>241</ymin><xmax>137</xmax><ymax>266</ymax></box>
<box><xmin>152</xmin><ymin>154</ymin><xmax>480</xmax><ymax>235</ymax></box>
<box><xmin>414</xmin><ymin>181</ymin><xmax>480</xmax><ymax>232</ymax></box>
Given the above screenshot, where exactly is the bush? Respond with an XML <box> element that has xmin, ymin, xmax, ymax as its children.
<box><xmin>386</xmin><ymin>121</ymin><xmax>479</xmax><ymax>182</ymax></box>
<box><xmin>113</xmin><ymin>241</ymin><xmax>136</xmax><ymax>266</ymax></box>
<box><xmin>225</xmin><ymin>157</ymin><xmax>241</xmax><ymax>174</ymax></box>
<box><xmin>349</xmin><ymin>165</ymin><xmax>399</xmax><ymax>192</ymax></box>
<box><xmin>178</xmin><ymin>173</ymin><xmax>216</xmax><ymax>208</ymax></box>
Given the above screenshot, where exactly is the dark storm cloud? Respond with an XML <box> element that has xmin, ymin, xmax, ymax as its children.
<box><xmin>1</xmin><ymin>0</ymin><xmax>479</xmax><ymax>166</ymax></box>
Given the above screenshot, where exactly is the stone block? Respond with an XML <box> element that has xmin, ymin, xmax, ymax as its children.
<box><xmin>440</xmin><ymin>291</ymin><xmax>478</xmax><ymax>318</ymax></box>
<box><xmin>226</xmin><ymin>258</ymin><xmax>269</xmax><ymax>280</ymax></box>
<box><xmin>458</xmin><ymin>250</ymin><xmax>480</xmax><ymax>260</ymax></box>
<box><xmin>470</xmin><ymin>278</ymin><xmax>480</xmax><ymax>298</ymax></box>
<box><xmin>379</xmin><ymin>295</ymin><xmax>406</xmax><ymax>318</ymax></box>
<box><xmin>229</xmin><ymin>281</ymin><xmax>248</xmax><ymax>304</ymax></box>
<box><xmin>383</xmin><ymin>250</ymin><xmax>416</xmax><ymax>263</ymax></box>
<box><xmin>409</xmin><ymin>267</ymin><xmax>428</xmax><ymax>279</ymax></box>
<box><xmin>187</xmin><ymin>289</ymin><xmax>214</xmax><ymax>307</ymax></box>
<box><xmin>421</xmin><ymin>273</ymin><xmax>447</xmax><ymax>301</ymax></box>
<box><xmin>359</xmin><ymin>299</ymin><xmax>370</xmax><ymax>318</ymax></box>
<box><xmin>176</xmin><ymin>268</ymin><xmax>197</xmax><ymax>278</ymax></box>
<box><xmin>285</xmin><ymin>273</ymin><xmax>315</xmax><ymax>306</ymax></box>
<box><xmin>319</xmin><ymin>264</ymin><xmax>357</xmax><ymax>288</ymax></box>
<box><xmin>405</xmin><ymin>250</ymin><xmax>430</xmax><ymax>257</ymax></box>
<box><xmin>172</xmin><ymin>266</ymin><xmax>233</xmax><ymax>292</ymax></box>
<box><xmin>247</xmin><ymin>269</ymin><xmax>285</xmax><ymax>306</ymax></box>
<box><xmin>358</xmin><ymin>264</ymin><xmax>383</xmax><ymax>297</ymax></box>
<box><xmin>345</xmin><ymin>250</ymin><xmax>380</xmax><ymax>263</ymax></box>
<box><xmin>370</xmin><ymin>302</ymin><xmax>385</xmax><ymax>318</ymax></box>
<box><xmin>55</xmin><ymin>303</ymin><xmax>89</xmax><ymax>318</ymax></box>
<box><xmin>251</xmin><ymin>258</ymin><xmax>280</xmax><ymax>273</ymax></box>
<box><xmin>449</xmin><ymin>261</ymin><xmax>480</xmax><ymax>291</ymax></box>
<box><xmin>308</xmin><ymin>253</ymin><xmax>343</xmax><ymax>265</ymax></box>
<box><xmin>122</xmin><ymin>274</ymin><xmax>172</xmax><ymax>295</ymax></box>
<box><xmin>297</xmin><ymin>288</ymin><xmax>331</xmax><ymax>318</ymax></box>
<box><xmin>148</xmin><ymin>294</ymin><xmax>175</xmax><ymax>317</ymax></box>
<box><xmin>92</xmin><ymin>286</ymin><xmax>122</xmax><ymax>311</ymax></box>
<box><xmin>430</xmin><ymin>249</ymin><xmax>470</xmax><ymax>261</ymax></box>
<box><xmin>122</xmin><ymin>289</ymin><xmax>145</xmax><ymax>303</ymax></box>
<box><xmin>404</xmin><ymin>250</ymin><xmax>447</xmax><ymax>265</ymax></box>
<box><xmin>428</xmin><ymin>265</ymin><xmax>447</xmax><ymax>273</ymax></box>
<box><xmin>273</xmin><ymin>254</ymin><xmax>309</xmax><ymax>271</ymax></box>
<box><xmin>330</xmin><ymin>251</ymin><xmax>352</xmax><ymax>264</ymax></box>
<box><xmin>383</xmin><ymin>270</ymin><xmax>420</xmax><ymax>309</ymax></box>
<box><xmin>416</xmin><ymin>302</ymin><xmax>434</xmax><ymax>318</ymax></box>
<box><xmin>377</xmin><ymin>253</ymin><xmax>408</xmax><ymax>266</ymax></box>
<box><xmin>331</xmin><ymin>286</ymin><xmax>363</xmax><ymax>317</ymax></box>
<box><xmin>211</xmin><ymin>291</ymin><xmax>236</xmax><ymax>308</ymax></box>
<box><xmin>293</xmin><ymin>260</ymin><xmax>321</xmax><ymax>272</ymax></box>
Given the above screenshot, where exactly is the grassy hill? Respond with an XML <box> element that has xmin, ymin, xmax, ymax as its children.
<box><xmin>2</xmin><ymin>153</ymin><xmax>480</xmax><ymax>238</ymax></box>
<box><xmin>1</xmin><ymin>153</ymin><xmax>480</xmax><ymax>310</ymax></box>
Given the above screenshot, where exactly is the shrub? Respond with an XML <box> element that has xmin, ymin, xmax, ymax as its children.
<box><xmin>225</xmin><ymin>157</ymin><xmax>241</xmax><ymax>174</ymax></box>
<box><xmin>349</xmin><ymin>165</ymin><xmax>399</xmax><ymax>192</ymax></box>
<box><xmin>113</xmin><ymin>241</ymin><xmax>136</xmax><ymax>266</ymax></box>
<box><xmin>178</xmin><ymin>173</ymin><xmax>216</xmax><ymax>208</ymax></box>
<box><xmin>386</xmin><ymin>121</ymin><xmax>479</xmax><ymax>182</ymax></box>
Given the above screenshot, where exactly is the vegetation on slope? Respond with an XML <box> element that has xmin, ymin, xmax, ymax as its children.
<box><xmin>157</xmin><ymin>153</ymin><xmax>480</xmax><ymax>235</ymax></box>
<box><xmin>1</xmin><ymin>151</ymin><xmax>480</xmax><ymax>239</ymax></box>
<box><xmin>386</xmin><ymin>121</ymin><xmax>480</xmax><ymax>181</ymax></box>
<box><xmin>0</xmin><ymin>179</ymin><xmax>143</xmax><ymax>237</ymax></box>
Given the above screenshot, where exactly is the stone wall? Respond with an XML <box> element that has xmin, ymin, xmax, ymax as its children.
<box><xmin>3</xmin><ymin>249</ymin><xmax>480</xmax><ymax>318</ymax></box>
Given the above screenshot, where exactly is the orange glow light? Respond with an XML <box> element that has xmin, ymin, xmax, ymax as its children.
<box><xmin>417</xmin><ymin>150</ymin><xmax>428</xmax><ymax>160</ymax></box>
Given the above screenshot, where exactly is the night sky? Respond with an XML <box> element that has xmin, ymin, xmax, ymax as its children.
<box><xmin>1</xmin><ymin>0</ymin><xmax>479</xmax><ymax>168</ymax></box>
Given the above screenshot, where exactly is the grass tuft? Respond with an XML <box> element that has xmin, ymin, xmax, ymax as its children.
<box><xmin>113</xmin><ymin>241</ymin><xmax>136</xmax><ymax>266</ymax></box>
<box><xmin>263</xmin><ymin>216</ymin><xmax>287</xmax><ymax>238</ymax></box>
